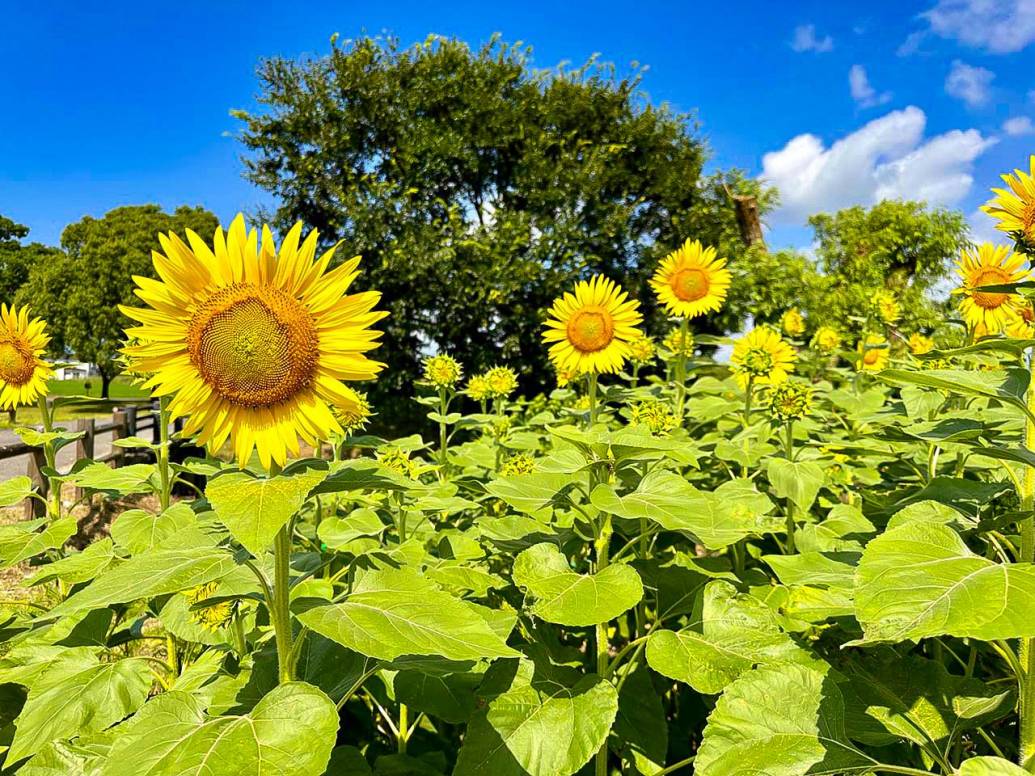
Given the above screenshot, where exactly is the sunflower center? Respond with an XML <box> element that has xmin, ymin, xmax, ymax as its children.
<box><xmin>862</xmin><ymin>347</ymin><xmax>881</xmax><ymax>366</ymax></box>
<box><xmin>0</xmin><ymin>337</ymin><xmax>36</xmax><ymax>386</ymax></box>
<box><xmin>971</xmin><ymin>267</ymin><xmax>1012</xmax><ymax>309</ymax></box>
<box><xmin>567</xmin><ymin>308</ymin><xmax>615</xmax><ymax>353</ymax></box>
<box><xmin>670</xmin><ymin>268</ymin><xmax>710</xmax><ymax>302</ymax></box>
<box><xmin>186</xmin><ymin>284</ymin><xmax>319</xmax><ymax>408</ymax></box>
<box><xmin>742</xmin><ymin>347</ymin><xmax>775</xmax><ymax>375</ymax></box>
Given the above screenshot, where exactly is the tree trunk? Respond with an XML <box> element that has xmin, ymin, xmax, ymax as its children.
<box><xmin>733</xmin><ymin>195</ymin><xmax>766</xmax><ymax>251</ymax></box>
<box><xmin>100</xmin><ymin>370</ymin><xmax>112</xmax><ymax>399</ymax></box>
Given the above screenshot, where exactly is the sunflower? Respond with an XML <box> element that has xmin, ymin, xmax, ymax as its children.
<box><xmin>873</xmin><ymin>290</ymin><xmax>901</xmax><ymax>325</ymax></box>
<box><xmin>121</xmin><ymin>214</ymin><xmax>387</xmax><ymax>468</ymax></box>
<box><xmin>542</xmin><ymin>275</ymin><xmax>643</xmax><ymax>374</ymax></box>
<box><xmin>953</xmin><ymin>243</ymin><xmax>1030</xmax><ymax>334</ymax></box>
<box><xmin>486</xmin><ymin>366</ymin><xmax>518</xmax><ymax>398</ymax></box>
<box><xmin>781</xmin><ymin>308</ymin><xmax>805</xmax><ymax>337</ymax></box>
<box><xmin>982</xmin><ymin>155</ymin><xmax>1035</xmax><ymax>251</ymax></box>
<box><xmin>730</xmin><ymin>327</ymin><xmax>796</xmax><ymax>386</ymax></box>
<box><xmin>908</xmin><ymin>333</ymin><xmax>935</xmax><ymax>355</ymax></box>
<box><xmin>857</xmin><ymin>334</ymin><xmax>890</xmax><ymax>372</ymax></box>
<box><xmin>765</xmin><ymin>381</ymin><xmax>813</xmax><ymax>424</ymax></box>
<box><xmin>1007</xmin><ymin>302</ymin><xmax>1035</xmax><ymax>339</ymax></box>
<box><xmin>811</xmin><ymin>326</ymin><xmax>841</xmax><ymax>352</ymax></box>
<box><xmin>0</xmin><ymin>305</ymin><xmax>53</xmax><ymax>410</ymax></box>
<box><xmin>627</xmin><ymin>335</ymin><xmax>656</xmax><ymax>365</ymax></box>
<box><xmin>663</xmin><ymin>326</ymin><xmax>694</xmax><ymax>357</ymax></box>
<box><xmin>466</xmin><ymin>374</ymin><xmax>491</xmax><ymax>402</ymax></box>
<box><xmin>334</xmin><ymin>386</ymin><xmax>373</xmax><ymax>436</ymax></box>
<box><xmin>650</xmin><ymin>239</ymin><xmax>731</xmax><ymax>318</ymax></box>
<box><xmin>423</xmin><ymin>354</ymin><xmax>462</xmax><ymax>389</ymax></box>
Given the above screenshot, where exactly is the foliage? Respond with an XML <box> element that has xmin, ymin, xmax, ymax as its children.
<box><xmin>16</xmin><ymin>205</ymin><xmax>218</xmax><ymax>396</ymax></box>
<box><xmin>234</xmin><ymin>35</ymin><xmax>773</xmax><ymax>423</ymax></box>
<box><xmin>0</xmin><ymin>217</ymin><xmax>62</xmax><ymax>315</ymax></box>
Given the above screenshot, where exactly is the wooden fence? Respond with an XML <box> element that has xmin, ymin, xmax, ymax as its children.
<box><xmin>0</xmin><ymin>403</ymin><xmax>162</xmax><ymax>518</ymax></box>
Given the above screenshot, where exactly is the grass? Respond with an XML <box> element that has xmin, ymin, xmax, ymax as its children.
<box><xmin>0</xmin><ymin>377</ymin><xmax>151</xmax><ymax>430</ymax></box>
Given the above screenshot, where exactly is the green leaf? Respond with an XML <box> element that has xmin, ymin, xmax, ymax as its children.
<box><xmin>454</xmin><ymin>660</ymin><xmax>618</xmax><ymax>776</ymax></box>
<box><xmin>762</xmin><ymin>551</ymin><xmax>857</xmax><ymax>589</ymax></box>
<box><xmin>66</xmin><ymin>462</ymin><xmax>156</xmax><ymax>495</ymax></box>
<box><xmin>766</xmin><ymin>458</ymin><xmax>824</xmax><ymax>511</ymax></box>
<box><xmin>854</xmin><ymin>522</ymin><xmax>1035</xmax><ymax>643</ymax></box>
<box><xmin>298</xmin><ymin>567</ymin><xmax>518</xmax><ymax>662</ymax></box>
<box><xmin>646</xmin><ymin>580</ymin><xmax>808</xmax><ymax>694</ymax></box>
<box><xmin>512</xmin><ymin>543</ymin><xmax>642</xmax><ymax>626</ymax></box>
<box><xmin>206</xmin><ymin>467</ymin><xmax>329</xmax><ymax>556</ymax></box>
<box><xmin>317</xmin><ymin>508</ymin><xmax>385</xmax><ymax>549</ymax></box>
<box><xmin>393</xmin><ymin>671</ymin><xmax>482</xmax><ymax>724</ymax></box>
<box><xmin>8</xmin><ymin>657</ymin><xmax>152</xmax><ymax>763</ymax></box>
<box><xmin>27</xmin><ymin>538</ymin><xmax>116</xmax><ymax>587</ymax></box>
<box><xmin>957</xmin><ymin>757</ymin><xmax>1030</xmax><ymax>776</ymax></box>
<box><xmin>0</xmin><ymin>475</ymin><xmax>35</xmax><ymax>506</ymax></box>
<box><xmin>877</xmin><ymin>368</ymin><xmax>1035</xmax><ymax>424</ymax></box>
<box><xmin>110</xmin><ymin>502</ymin><xmax>197</xmax><ymax>555</ymax></box>
<box><xmin>592</xmin><ymin>473</ymin><xmax>778</xmax><ymax>549</ymax></box>
<box><xmin>611</xmin><ymin>665</ymin><xmax>667</xmax><ymax>775</ymax></box>
<box><xmin>47</xmin><ymin>547</ymin><xmax>238</xmax><ymax>619</ymax></box>
<box><xmin>485</xmin><ymin>471</ymin><xmax>575</xmax><ymax>514</ymax></box>
<box><xmin>0</xmin><ymin>517</ymin><xmax>77</xmax><ymax>566</ymax></box>
<box><xmin>695</xmin><ymin>663</ymin><xmax>868</xmax><ymax>776</ymax></box>
<box><xmin>100</xmin><ymin>681</ymin><xmax>338</xmax><ymax>776</ymax></box>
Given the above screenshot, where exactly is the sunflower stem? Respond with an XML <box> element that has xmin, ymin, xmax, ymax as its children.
<box><xmin>742</xmin><ymin>376</ymin><xmax>754</xmax><ymax>428</ymax></box>
<box><xmin>1019</xmin><ymin>347</ymin><xmax>1035</xmax><ymax>770</ymax></box>
<box><xmin>36</xmin><ymin>395</ymin><xmax>61</xmax><ymax>523</ymax></box>
<box><xmin>674</xmin><ymin>316</ymin><xmax>689</xmax><ymax>422</ymax></box>
<box><xmin>594</xmin><ymin>508</ymin><xmax>613</xmax><ymax>776</ymax></box>
<box><xmin>437</xmin><ymin>387</ymin><xmax>449</xmax><ymax>476</ymax></box>
<box><xmin>784</xmin><ymin>421</ymin><xmax>796</xmax><ymax>554</ymax></box>
<box><xmin>157</xmin><ymin>396</ymin><xmax>172</xmax><ymax>513</ymax></box>
<box><xmin>265</xmin><ymin>461</ymin><xmax>294</xmax><ymax>685</ymax></box>
<box><xmin>588</xmin><ymin>372</ymin><xmax>598</xmax><ymax>427</ymax></box>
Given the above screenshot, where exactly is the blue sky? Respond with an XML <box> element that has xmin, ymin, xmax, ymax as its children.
<box><xmin>1</xmin><ymin>0</ymin><xmax>1033</xmax><ymax>250</ymax></box>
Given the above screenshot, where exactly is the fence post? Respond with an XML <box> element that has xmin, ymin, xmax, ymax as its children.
<box><xmin>125</xmin><ymin>405</ymin><xmax>138</xmax><ymax>437</ymax></box>
<box><xmin>24</xmin><ymin>448</ymin><xmax>47</xmax><ymax>519</ymax></box>
<box><xmin>73</xmin><ymin>418</ymin><xmax>96</xmax><ymax>501</ymax></box>
<box><xmin>111</xmin><ymin>409</ymin><xmax>128</xmax><ymax>467</ymax></box>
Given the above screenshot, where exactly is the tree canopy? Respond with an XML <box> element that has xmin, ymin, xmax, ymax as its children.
<box><xmin>235</xmin><ymin>34</ymin><xmax>772</xmax><ymax>419</ymax></box>
<box><xmin>17</xmin><ymin>205</ymin><xmax>218</xmax><ymax>396</ymax></box>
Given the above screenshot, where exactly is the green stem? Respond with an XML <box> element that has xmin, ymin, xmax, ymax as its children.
<box><xmin>397</xmin><ymin>703</ymin><xmax>409</xmax><ymax>755</ymax></box>
<box><xmin>157</xmin><ymin>396</ymin><xmax>172</xmax><ymax>512</ymax></box>
<box><xmin>37</xmin><ymin>395</ymin><xmax>60</xmax><ymax>521</ymax></box>
<box><xmin>1021</xmin><ymin>348</ymin><xmax>1035</xmax><ymax>770</ymax></box>
<box><xmin>438</xmin><ymin>387</ymin><xmax>448</xmax><ymax>475</ymax></box>
<box><xmin>273</xmin><ymin>522</ymin><xmax>294</xmax><ymax>684</ymax></box>
<box><xmin>674</xmin><ymin>316</ymin><xmax>689</xmax><ymax>422</ymax></box>
<box><xmin>743</xmin><ymin>376</ymin><xmax>754</xmax><ymax>428</ymax></box>
<box><xmin>594</xmin><ymin>511</ymin><xmax>613</xmax><ymax>776</ymax></box>
<box><xmin>655</xmin><ymin>757</ymin><xmax>695</xmax><ymax>776</ymax></box>
<box><xmin>784</xmin><ymin>421</ymin><xmax>796</xmax><ymax>554</ymax></box>
<box><xmin>588</xmin><ymin>372</ymin><xmax>599</xmax><ymax>427</ymax></box>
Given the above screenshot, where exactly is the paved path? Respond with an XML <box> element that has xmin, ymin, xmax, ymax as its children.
<box><xmin>0</xmin><ymin>427</ymin><xmax>116</xmax><ymax>481</ymax></box>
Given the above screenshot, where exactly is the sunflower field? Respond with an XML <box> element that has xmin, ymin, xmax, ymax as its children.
<box><xmin>2</xmin><ymin>158</ymin><xmax>1035</xmax><ymax>776</ymax></box>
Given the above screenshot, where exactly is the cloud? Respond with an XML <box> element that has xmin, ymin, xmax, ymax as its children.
<box><xmin>945</xmin><ymin>60</ymin><xmax>994</xmax><ymax>107</ymax></box>
<box><xmin>849</xmin><ymin>65</ymin><xmax>892</xmax><ymax>108</ymax></box>
<box><xmin>919</xmin><ymin>0</ymin><xmax>1035</xmax><ymax>54</ymax></box>
<box><xmin>897</xmin><ymin>30</ymin><xmax>928</xmax><ymax>56</ymax></box>
<box><xmin>1004</xmin><ymin>116</ymin><xmax>1035</xmax><ymax>135</ymax></box>
<box><xmin>790</xmin><ymin>24</ymin><xmax>833</xmax><ymax>53</ymax></box>
<box><xmin>760</xmin><ymin>106</ymin><xmax>995</xmax><ymax>224</ymax></box>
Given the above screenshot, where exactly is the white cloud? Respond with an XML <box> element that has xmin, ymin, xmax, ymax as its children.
<box><xmin>790</xmin><ymin>24</ymin><xmax>833</xmax><ymax>53</ymax></box>
<box><xmin>1004</xmin><ymin>116</ymin><xmax>1035</xmax><ymax>135</ymax></box>
<box><xmin>920</xmin><ymin>0</ymin><xmax>1035</xmax><ymax>54</ymax></box>
<box><xmin>897</xmin><ymin>30</ymin><xmax>928</xmax><ymax>56</ymax></box>
<box><xmin>945</xmin><ymin>60</ymin><xmax>994</xmax><ymax>107</ymax></box>
<box><xmin>760</xmin><ymin>106</ymin><xmax>995</xmax><ymax>224</ymax></box>
<box><xmin>849</xmin><ymin>65</ymin><xmax>892</xmax><ymax>108</ymax></box>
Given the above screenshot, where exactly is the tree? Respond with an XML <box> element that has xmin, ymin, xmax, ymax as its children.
<box><xmin>234</xmin><ymin>34</ymin><xmax>772</xmax><ymax>422</ymax></box>
<box><xmin>19</xmin><ymin>205</ymin><xmax>219</xmax><ymax>397</ymax></box>
<box><xmin>0</xmin><ymin>215</ymin><xmax>62</xmax><ymax>306</ymax></box>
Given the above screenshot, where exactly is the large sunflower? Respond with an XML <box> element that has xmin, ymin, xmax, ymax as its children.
<box><xmin>542</xmin><ymin>275</ymin><xmax>643</xmax><ymax>374</ymax></box>
<box><xmin>650</xmin><ymin>239</ymin><xmax>731</xmax><ymax>319</ymax></box>
<box><xmin>730</xmin><ymin>327</ymin><xmax>796</xmax><ymax>386</ymax></box>
<box><xmin>121</xmin><ymin>214</ymin><xmax>386</xmax><ymax>468</ymax></box>
<box><xmin>0</xmin><ymin>305</ymin><xmax>52</xmax><ymax>409</ymax></box>
<box><xmin>982</xmin><ymin>155</ymin><xmax>1035</xmax><ymax>250</ymax></box>
<box><xmin>857</xmin><ymin>334</ymin><xmax>890</xmax><ymax>372</ymax></box>
<box><xmin>953</xmin><ymin>243</ymin><xmax>1029</xmax><ymax>334</ymax></box>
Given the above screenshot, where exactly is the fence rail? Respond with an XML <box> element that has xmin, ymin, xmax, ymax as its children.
<box><xmin>2</xmin><ymin>402</ymin><xmax>163</xmax><ymax>518</ymax></box>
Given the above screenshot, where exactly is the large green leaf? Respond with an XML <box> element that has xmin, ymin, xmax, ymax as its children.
<box><xmin>66</xmin><ymin>462</ymin><xmax>157</xmax><ymax>495</ymax></box>
<box><xmin>99</xmin><ymin>681</ymin><xmax>337</xmax><ymax>776</ymax></box>
<box><xmin>27</xmin><ymin>538</ymin><xmax>116</xmax><ymax>587</ymax></box>
<box><xmin>110</xmin><ymin>502</ymin><xmax>197</xmax><ymax>555</ymax></box>
<box><xmin>512</xmin><ymin>543</ymin><xmax>642</xmax><ymax>626</ymax></box>
<box><xmin>611</xmin><ymin>665</ymin><xmax>667</xmax><ymax>776</ymax></box>
<box><xmin>877</xmin><ymin>368</ymin><xmax>1034</xmax><ymax>424</ymax></box>
<box><xmin>592</xmin><ymin>474</ymin><xmax>778</xmax><ymax>549</ymax></box>
<box><xmin>206</xmin><ymin>467</ymin><xmax>328</xmax><ymax>556</ymax></box>
<box><xmin>8</xmin><ymin>657</ymin><xmax>152</xmax><ymax>763</ymax></box>
<box><xmin>485</xmin><ymin>471</ymin><xmax>576</xmax><ymax>515</ymax></box>
<box><xmin>766</xmin><ymin>458</ymin><xmax>824</xmax><ymax>512</ymax></box>
<box><xmin>297</xmin><ymin>567</ymin><xmax>518</xmax><ymax>661</ymax></box>
<box><xmin>646</xmin><ymin>581</ymin><xmax>808</xmax><ymax>694</ymax></box>
<box><xmin>957</xmin><ymin>757</ymin><xmax>1030</xmax><ymax>776</ymax></box>
<box><xmin>0</xmin><ymin>517</ymin><xmax>77</xmax><ymax>567</ymax></box>
<box><xmin>454</xmin><ymin>660</ymin><xmax>618</xmax><ymax>776</ymax></box>
<box><xmin>854</xmin><ymin>522</ymin><xmax>1035</xmax><ymax>643</ymax></box>
<box><xmin>695</xmin><ymin>663</ymin><xmax>868</xmax><ymax>776</ymax></box>
<box><xmin>47</xmin><ymin>547</ymin><xmax>238</xmax><ymax>619</ymax></box>
<box><xmin>0</xmin><ymin>476</ymin><xmax>35</xmax><ymax>507</ymax></box>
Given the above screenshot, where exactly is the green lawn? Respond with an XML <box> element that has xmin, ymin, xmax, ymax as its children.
<box><xmin>1</xmin><ymin>377</ymin><xmax>151</xmax><ymax>430</ymax></box>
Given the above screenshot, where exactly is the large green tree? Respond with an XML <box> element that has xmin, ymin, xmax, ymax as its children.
<box><xmin>235</xmin><ymin>34</ymin><xmax>771</xmax><ymax>419</ymax></box>
<box><xmin>0</xmin><ymin>216</ymin><xmax>63</xmax><ymax>307</ymax></box>
<box><xmin>19</xmin><ymin>205</ymin><xmax>218</xmax><ymax>397</ymax></box>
